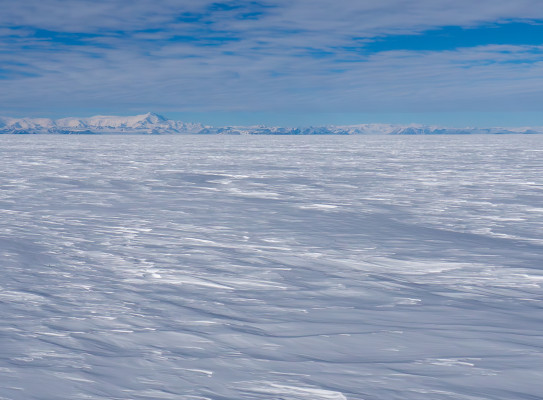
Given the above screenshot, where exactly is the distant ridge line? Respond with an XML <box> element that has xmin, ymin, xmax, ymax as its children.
<box><xmin>1</xmin><ymin>113</ymin><xmax>542</xmax><ymax>135</ymax></box>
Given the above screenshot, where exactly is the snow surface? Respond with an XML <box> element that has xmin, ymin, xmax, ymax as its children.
<box><xmin>0</xmin><ymin>135</ymin><xmax>542</xmax><ymax>399</ymax></box>
<box><xmin>1</xmin><ymin>113</ymin><xmax>543</xmax><ymax>135</ymax></box>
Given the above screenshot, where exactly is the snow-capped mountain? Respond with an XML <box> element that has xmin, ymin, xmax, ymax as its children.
<box><xmin>200</xmin><ymin>123</ymin><xmax>543</xmax><ymax>135</ymax></box>
<box><xmin>0</xmin><ymin>113</ymin><xmax>204</xmax><ymax>134</ymax></box>
<box><xmin>1</xmin><ymin>113</ymin><xmax>542</xmax><ymax>135</ymax></box>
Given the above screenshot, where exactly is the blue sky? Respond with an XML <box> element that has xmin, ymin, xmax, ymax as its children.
<box><xmin>2</xmin><ymin>0</ymin><xmax>543</xmax><ymax>126</ymax></box>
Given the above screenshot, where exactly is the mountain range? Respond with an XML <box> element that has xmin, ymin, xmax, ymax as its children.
<box><xmin>1</xmin><ymin>112</ymin><xmax>541</xmax><ymax>135</ymax></box>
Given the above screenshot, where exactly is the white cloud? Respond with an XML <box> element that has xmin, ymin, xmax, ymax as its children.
<box><xmin>3</xmin><ymin>0</ymin><xmax>542</xmax><ymax>35</ymax></box>
<box><xmin>2</xmin><ymin>0</ymin><xmax>543</xmax><ymax>116</ymax></box>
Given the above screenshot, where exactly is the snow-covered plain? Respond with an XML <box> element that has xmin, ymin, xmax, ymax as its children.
<box><xmin>1</xmin><ymin>135</ymin><xmax>542</xmax><ymax>400</ymax></box>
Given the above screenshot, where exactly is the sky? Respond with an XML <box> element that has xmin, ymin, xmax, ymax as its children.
<box><xmin>2</xmin><ymin>0</ymin><xmax>543</xmax><ymax>126</ymax></box>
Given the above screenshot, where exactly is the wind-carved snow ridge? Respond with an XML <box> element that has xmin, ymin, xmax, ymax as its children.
<box><xmin>236</xmin><ymin>382</ymin><xmax>348</xmax><ymax>400</ymax></box>
<box><xmin>1</xmin><ymin>135</ymin><xmax>542</xmax><ymax>400</ymax></box>
<box><xmin>1</xmin><ymin>113</ymin><xmax>543</xmax><ymax>134</ymax></box>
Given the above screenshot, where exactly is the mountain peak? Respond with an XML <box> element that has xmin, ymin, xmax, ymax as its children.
<box><xmin>0</xmin><ymin>114</ymin><xmax>542</xmax><ymax>135</ymax></box>
<box><xmin>138</xmin><ymin>112</ymin><xmax>167</xmax><ymax>123</ymax></box>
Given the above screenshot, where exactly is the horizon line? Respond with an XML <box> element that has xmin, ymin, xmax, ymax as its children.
<box><xmin>2</xmin><ymin>112</ymin><xmax>543</xmax><ymax>129</ymax></box>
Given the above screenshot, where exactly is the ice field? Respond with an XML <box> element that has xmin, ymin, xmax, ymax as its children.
<box><xmin>1</xmin><ymin>135</ymin><xmax>542</xmax><ymax>399</ymax></box>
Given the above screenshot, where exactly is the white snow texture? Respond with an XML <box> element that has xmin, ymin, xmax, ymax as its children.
<box><xmin>0</xmin><ymin>135</ymin><xmax>542</xmax><ymax>400</ymax></box>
